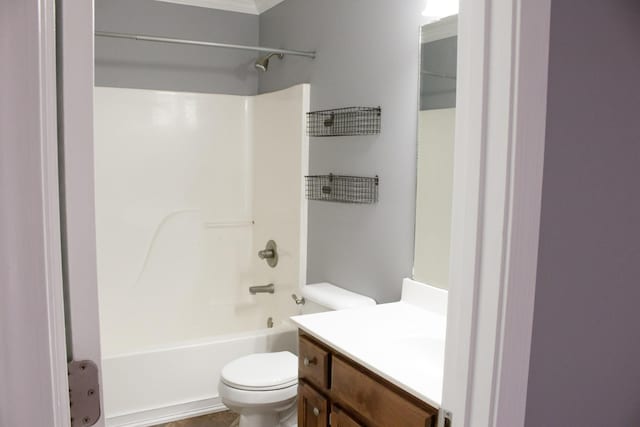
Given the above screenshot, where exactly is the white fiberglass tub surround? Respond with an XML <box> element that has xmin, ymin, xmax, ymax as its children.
<box><xmin>94</xmin><ymin>84</ymin><xmax>309</xmax><ymax>426</ymax></box>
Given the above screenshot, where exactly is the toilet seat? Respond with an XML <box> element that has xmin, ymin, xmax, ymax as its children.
<box><xmin>218</xmin><ymin>379</ymin><xmax>298</xmax><ymax>408</ymax></box>
<box><xmin>221</xmin><ymin>351</ymin><xmax>298</xmax><ymax>391</ymax></box>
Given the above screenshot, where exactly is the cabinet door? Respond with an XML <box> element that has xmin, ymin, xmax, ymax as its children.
<box><xmin>298</xmin><ymin>381</ymin><xmax>329</xmax><ymax>427</ymax></box>
<box><xmin>331</xmin><ymin>405</ymin><xmax>364</xmax><ymax>427</ymax></box>
<box><xmin>331</xmin><ymin>356</ymin><xmax>436</xmax><ymax>427</ymax></box>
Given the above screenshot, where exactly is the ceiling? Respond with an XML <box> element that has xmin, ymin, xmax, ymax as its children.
<box><xmin>155</xmin><ymin>0</ymin><xmax>286</xmax><ymax>15</ymax></box>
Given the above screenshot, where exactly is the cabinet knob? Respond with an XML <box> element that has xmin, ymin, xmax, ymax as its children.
<box><xmin>303</xmin><ymin>356</ymin><xmax>317</xmax><ymax>367</ymax></box>
<box><xmin>313</xmin><ymin>407</ymin><xmax>320</xmax><ymax>417</ymax></box>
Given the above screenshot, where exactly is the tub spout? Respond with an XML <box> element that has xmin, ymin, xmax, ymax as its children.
<box><xmin>249</xmin><ymin>283</ymin><xmax>275</xmax><ymax>295</ymax></box>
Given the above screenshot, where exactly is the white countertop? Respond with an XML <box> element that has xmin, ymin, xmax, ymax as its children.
<box><xmin>290</xmin><ymin>279</ymin><xmax>447</xmax><ymax>408</ymax></box>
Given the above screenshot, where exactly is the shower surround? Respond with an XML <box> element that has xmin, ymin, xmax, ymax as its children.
<box><xmin>93</xmin><ymin>84</ymin><xmax>309</xmax><ymax>426</ymax></box>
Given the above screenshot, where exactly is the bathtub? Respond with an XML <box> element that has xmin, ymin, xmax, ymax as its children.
<box><xmin>103</xmin><ymin>323</ymin><xmax>298</xmax><ymax>427</ymax></box>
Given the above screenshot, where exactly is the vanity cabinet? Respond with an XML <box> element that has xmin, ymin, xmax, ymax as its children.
<box><xmin>298</xmin><ymin>333</ymin><xmax>438</xmax><ymax>427</ymax></box>
<box><xmin>298</xmin><ymin>381</ymin><xmax>329</xmax><ymax>427</ymax></box>
<box><xmin>331</xmin><ymin>405</ymin><xmax>364</xmax><ymax>427</ymax></box>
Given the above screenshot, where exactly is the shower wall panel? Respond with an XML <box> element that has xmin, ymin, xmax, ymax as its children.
<box><xmin>94</xmin><ymin>85</ymin><xmax>308</xmax><ymax>359</ymax></box>
<box><xmin>251</xmin><ymin>84</ymin><xmax>310</xmax><ymax>323</ymax></box>
<box><xmin>94</xmin><ymin>87</ymin><xmax>255</xmax><ymax>356</ymax></box>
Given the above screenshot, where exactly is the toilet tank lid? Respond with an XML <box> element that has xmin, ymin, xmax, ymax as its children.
<box><xmin>301</xmin><ymin>282</ymin><xmax>376</xmax><ymax>310</ymax></box>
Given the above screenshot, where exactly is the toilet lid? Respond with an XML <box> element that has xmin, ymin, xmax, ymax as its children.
<box><xmin>221</xmin><ymin>351</ymin><xmax>298</xmax><ymax>391</ymax></box>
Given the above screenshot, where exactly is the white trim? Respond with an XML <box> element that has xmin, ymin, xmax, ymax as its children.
<box><xmin>440</xmin><ymin>0</ymin><xmax>488</xmax><ymax>422</ymax></box>
<box><xmin>154</xmin><ymin>0</ymin><xmax>286</xmax><ymax>15</ymax></box>
<box><xmin>40</xmin><ymin>0</ymin><xmax>72</xmax><ymax>425</ymax></box>
<box><xmin>58</xmin><ymin>0</ymin><xmax>106</xmax><ymax>426</ymax></box>
<box><xmin>493</xmin><ymin>0</ymin><xmax>550</xmax><ymax>424</ymax></box>
<box><xmin>298</xmin><ymin>84</ymin><xmax>310</xmax><ymax>291</ymax></box>
<box><xmin>421</xmin><ymin>15</ymin><xmax>458</xmax><ymax>44</ymax></box>
<box><xmin>254</xmin><ymin>0</ymin><xmax>285</xmax><ymax>14</ymax></box>
<box><xmin>106</xmin><ymin>397</ymin><xmax>225</xmax><ymax>427</ymax></box>
<box><xmin>441</xmin><ymin>0</ymin><xmax>551</xmax><ymax>425</ymax></box>
<box><xmin>155</xmin><ymin>0</ymin><xmax>257</xmax><ymax>14</ymax></box>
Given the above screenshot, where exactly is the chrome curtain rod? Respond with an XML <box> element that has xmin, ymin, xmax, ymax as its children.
<box><xmin>95</xmin><ymin>31</ymin><xmax>316</xmax><ymax>58</ymax></box>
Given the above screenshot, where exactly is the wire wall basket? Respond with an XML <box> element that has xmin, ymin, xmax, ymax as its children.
<box><xmin>307</xmin><ymin>106</ymin><xmax>381</xmax><ymax>137</ymax></box>
<box><xmin>305</xmin><ymin>174</ymin><xmax>379</xmax><ymax>204</ymax></box>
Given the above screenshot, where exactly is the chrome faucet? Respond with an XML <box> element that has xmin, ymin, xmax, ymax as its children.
<box><xmin>291</xmin><ymin>294</ymin><xmax>305</xmax><ymax>305</ymax></box>
<box><xmin>249</xmin><ymin>283</ymin><xmax>275</xmax><ymax>295</ymax></box>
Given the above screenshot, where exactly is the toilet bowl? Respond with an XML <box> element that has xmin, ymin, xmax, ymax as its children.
<box><xmin>219</xmin><ymin>351</ymin><xmax>299</xmax><ymax>427</ymax></box>
<box><xmin>219</xmin><ymin>283</ymin><xmax>376</xmax><ymax>427</ymax></box>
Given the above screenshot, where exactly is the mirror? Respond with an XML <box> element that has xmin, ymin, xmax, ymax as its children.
<box><xmin>413</xmin><ymin>15</ymin><xmax>458</xmax><ymax>288</ymax></box>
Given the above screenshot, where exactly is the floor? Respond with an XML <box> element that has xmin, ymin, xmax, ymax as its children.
<box><xmin>153</xmin><ymin>410</ymin><xmax>239</xmax><ymax>427</ymax></box>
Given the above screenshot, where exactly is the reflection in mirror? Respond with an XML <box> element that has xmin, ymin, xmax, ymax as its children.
<box><xmin>413</xmin><ymin>15</ymin><xmax>458</xmax><ymax>288</ymax></box>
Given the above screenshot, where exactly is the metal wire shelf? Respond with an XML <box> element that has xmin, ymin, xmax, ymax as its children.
<box><xmin>306</xmin><ymin>106</ymin><xmax>381</xmax><ymax>137</ymax></box>
<box><xmin>305</xmin><ymin>174</ymin><xmax>379</xmax><ymax>204</ymax></box>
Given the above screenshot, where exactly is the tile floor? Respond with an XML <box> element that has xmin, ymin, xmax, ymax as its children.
<box><xmin>153</xmin><ymin>410</ymin><xmax>239</xmax><ymax>427</ymax></box>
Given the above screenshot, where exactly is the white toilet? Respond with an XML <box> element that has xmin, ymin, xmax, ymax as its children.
<box><xmin>218</xmin><ymin>283</ymin><xmax>376</xmax><ymax>427</ymax></box>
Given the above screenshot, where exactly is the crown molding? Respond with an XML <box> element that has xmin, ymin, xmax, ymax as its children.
<box><xmin>155</xmin><ymin>0</ymin><xmax>285</xmax><ymax>15</ymax></box>
<box><xmin>254</xmin><ymin>0</ymin><xmax>285</xmax><ymax>13</ymax></box>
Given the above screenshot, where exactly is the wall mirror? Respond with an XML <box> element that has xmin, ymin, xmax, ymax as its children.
<box><xmin>413</xmin><ymin>15</ymin><xmax>458</xmax><ymax>289</ymax></box>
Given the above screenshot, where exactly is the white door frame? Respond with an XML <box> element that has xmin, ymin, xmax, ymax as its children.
<box><xmin>56</xmin><ymin>0</ymin><xmax>106</xmax><ymax>425</ymax></box>
<box><xmin>0</xmin><ymin>0</ymin><xmax>69</xmax><ymax>426</ymax></box>
<box><xmin>28</xmin><ymin>0</ymin><xmax>552</xmax><ymax>425</ymax></box>
<box><xmin>442</xmin><ymin>0</ymin><xmax>551</xmax><ymax>426</ymax></box>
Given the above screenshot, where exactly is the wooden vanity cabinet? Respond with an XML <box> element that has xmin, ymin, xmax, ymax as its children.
<box><xmin>299</xmin><ymin>333</ymin><xmax>331</xmax><ymax>390</ymax></box>
<box><xmin>298</xmin><ymin>381</ymin><xmax>329</xmax><ymax>427</ymax></box>
<box><xmin>331</xmin><ymin>405</ymin><xmax>364</xmax><ymax>427</ymax></box>
<box><xmin>298</xmin><ymin>333</ymin><xmax>438</xmax><ymax>427</ymax></box>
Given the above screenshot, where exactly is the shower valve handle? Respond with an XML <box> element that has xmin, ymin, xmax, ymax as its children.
<box><xmin>258</xmin><ymin>240</ymin><xmax>278</xmax><ymax>268</ymax></box>
<box><xmin>258</xmin><ymin>249</ymin><xmax>275</xmax><ymax>259</ymax></box>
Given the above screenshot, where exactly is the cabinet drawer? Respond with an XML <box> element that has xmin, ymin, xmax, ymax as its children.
<box><xmin>331</xmin><ymin>405</ymin><xmax>364</xmax><ymax>427</ymax></box>
<box><xmin>298</xmin><ymin>381</ymin><xmax>329</xmax><ymax>427</ymax></box>
<box><xmin>299</xmin><ymin>335</ymin><xmax>330</xmax><ymax>390</ymax></box>
<box><xmin>331</xmin><ymin>356</ymin><xmax>435</xmax><ymax>427</ymax></box>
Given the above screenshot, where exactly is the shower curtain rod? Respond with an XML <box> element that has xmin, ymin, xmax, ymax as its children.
<box><xmin>95</xmin><ymin>31</ymin><xmax>316</xmax><ymax>58</ymax></box>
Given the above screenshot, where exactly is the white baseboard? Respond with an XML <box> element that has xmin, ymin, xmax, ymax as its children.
<box><xmin>106</xmin><ymin>397</ymin><xmax>227</xmax><ymax>427</ymax></box>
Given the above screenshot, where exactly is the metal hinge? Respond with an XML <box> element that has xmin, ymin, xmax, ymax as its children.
<box><xmin>68</xmin><ymin>360</ymin><xmax>101</xmax><ymax>427</ymax></box>
<box><xmin>329</xmin><ymin>412</ymin><xmax>332</xmax><ymax>426</ymax></box>
<box><xmin>438</xmin><ymin>408</ymin><xmax>453</xmax><ymax>427</ymax></box>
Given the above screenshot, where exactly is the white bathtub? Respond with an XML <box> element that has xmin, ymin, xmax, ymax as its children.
<box><xmin>103</xmin><ymin>323</ymin><xmax>298</xmax><ymax>427</ymax></box>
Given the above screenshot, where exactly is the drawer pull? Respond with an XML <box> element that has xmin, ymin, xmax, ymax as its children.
<box><xmin>303</xmin><ymin>356</ymin><xmax>317</xmax><ymax>367</ymax></box>
<box><xmin>313</xmin><ymin>407</ymin><xmax>320</xmax><ymax>416</ymax></box>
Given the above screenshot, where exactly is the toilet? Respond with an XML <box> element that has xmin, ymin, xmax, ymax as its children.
<box><xmin>218</xmin><ymin>283</ymin><xmax>376</xmax><ymax>427</ymax></box>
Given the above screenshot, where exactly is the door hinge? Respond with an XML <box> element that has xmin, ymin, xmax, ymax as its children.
<box><xmin>438</xmin><ymin>408</ymin><xmax>453</xmax><ymax>427</ymax></box>
<box><xmin>68</xmin><ymin>360</ymin><xmax>101</xmax><ymax>427</ymax></box>
<box><xmin>329</xmin><ymin>412</ymin><xmax>332</xmax><ymax>426</ymax></box>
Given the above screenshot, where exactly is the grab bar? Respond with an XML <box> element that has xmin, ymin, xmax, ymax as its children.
<box><xmin>249</xmin><ymin>283</ymin><xmax>275</xmax><ymax>295</ymax></box>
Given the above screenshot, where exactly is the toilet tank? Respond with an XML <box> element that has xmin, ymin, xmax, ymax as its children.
<box><xmin>300</xmin><ymin>282</ymin><xmax>376</xmax><ymax>314</ymax></box>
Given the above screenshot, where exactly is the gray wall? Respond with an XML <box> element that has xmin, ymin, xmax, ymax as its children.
<box><xmin>259</xmin><ymin>0</ymin><xmax>423</xmax><ymax>302</ymax></box>
<box><xmin>95</xmin><ymin>0</ymin><xmax>259</xmax><ymax>95</ymax></box>
<box><xmin>525</xmin><ymin>1</ymin><xmax>640</xmax><ymax>425</ymax></box>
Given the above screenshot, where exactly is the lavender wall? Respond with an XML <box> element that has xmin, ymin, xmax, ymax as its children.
<box><xmin>525</xmin><ymin>1</ymin><xmax>640</xmax><ymax>425</ymax></box>
<box><xmin>0</xmin><ymin>1</ymin><xmax>62</xmax><ymax>425</ymax></box>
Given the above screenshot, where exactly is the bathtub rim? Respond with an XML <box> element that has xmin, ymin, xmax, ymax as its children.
<box><xmin>102</xmin><ymin>319</ymin><xmax>298</xmax><ymax>360</ymax></box>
